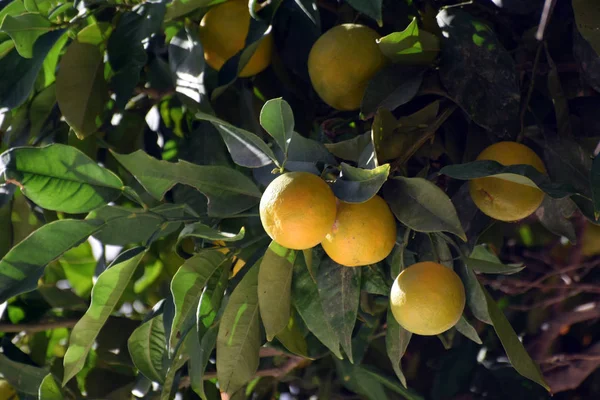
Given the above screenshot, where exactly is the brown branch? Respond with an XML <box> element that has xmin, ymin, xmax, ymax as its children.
<box><xmin>0</xmin><ymin>319</ymin><xmax>79</xmax><ymax>333</ymax></box>
<box><xmin>508</xmin><ymin>290</ymin><xmax>582</xmax><ymax>311</ymax></box>
<box><xmin>543</xmin><ymin>341</ymin><xmax>600</xmax><ymax>393</ymax></box>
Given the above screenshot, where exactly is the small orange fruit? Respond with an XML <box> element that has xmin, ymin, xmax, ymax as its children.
<box><xmin>321</xmin><ymin>195</ymin><xmax>396</xmax><ymax>267</ymax></box>
<box><xmin>199</xmin><ymin>0</ymin><xmax>273</xmax><ymax>77</ymax></box>
<box><xmin>390</xmin><ymin>262</ymin><xmax>465</xmax><ymax>335</ymax></box>
<box><xmin>469</xmin><ymin>141</ymin><xmax>546</xmax><ymax>222</ymax></box>
<box><xmin>308</xmin><ymin>24</ymin><xmax>387</xmax><ymax>110</ymax></box>
<box><xmin>259</xmin><ymin>172</ymin><xmax>337</xmax><ymax>250</ymax></box>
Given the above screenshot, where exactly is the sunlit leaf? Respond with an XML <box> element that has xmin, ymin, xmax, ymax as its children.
<box><xmin>128</xmin><ymin>314</ymin><xmax>166</xmax><ymax>384</ymax></box>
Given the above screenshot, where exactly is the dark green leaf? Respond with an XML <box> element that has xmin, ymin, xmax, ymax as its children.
<box><xmin>0</xmin><ymin>219</ymin><xmax>102</xmax><ymax>303</ymax></box>
<box><xmin>1</xmin><ymin>144</ymin><xmax>123</xmax><ymax>213</ymax></box>
<box><xmin>591</xmin><ymin>155</ymin><xmax>600</xmax><ymax>219</ymax></box>
<box><xmin>377</xmin><ymin>17</ymin><xmax>440</xmax><ymax>64</ymax></box>
<box><xmin>483</xmin><ymin>287</ymin><xmax>550</xmax><ymax>391</ymax></box>
<box><xmin>189</xmin><ymin>324</ymin><xmax>219</xmax><ymax>400</ymax></box>
<box><xmin>437</xmin><ymin>9</ymin><xmax>519</xmax><ymax>137</ymax></box>
<box><xmin>292</xmin><ymin>254</ymin><xmax>342</xmax><ymax>359</ymax></box>
<box><xmin>287</xmin><ymin>131</ymin><xmax>337</xmax><ymax>164</ymax></box>
<box><xmin>56</xmin><ymin>41</ymin><xmax>108</xmax><ymax>139</ymax></box>
<box><xmin>454</xmin><ymin>316</ymin><xmax>482</xmax><ymax>344</ymax></box>
<box><xmin>196</xmin><ymin>111</ymin><xmax>277</xmax><ymax>168</ymax></box>
<box><xmin>168</xmin><ymin>26</ymin><xmax>207</xmax><ymax>107</ymax></box>
<box><xmin>539</xmin><ymin>136</ymin><xmax>592</xmax><ymax>198</ymax></box>
<box><xmin>0</xmin><ymin>354</ymin><xmax>46</xmax><ymax>395</ymax></box>
<box><xmin>361</xmin><ymin>64</ymin><xmax>425</xmax><ymax>118</ymax></box>
<box><xmin>331</xmin><ymin>163</ymin><xmax>390</xmax><ymax>203</ymax></box>
<box><xmin>166</xmin><ymin>0</ymin><xmax>224</xmax><ymax>21</ymax></box>
<box><xmin>112</xmin><ymin>150</ymin><xmax>261</xmax><ymax>216</ymax></box>
<box><xmin>160</xmin><ymin>329</ymin><xmax>191</xmax><ymax>400</ymax></box>
<box><xmin>87</xmin><ymin>204</ymin><xmax>186</xmax><ymax>246</ymax></box>
<box><xmin>457</xmin><ymin>261</ymin><xmax>491</xmax><ymax>324</ymax></box>
<box><xmin>260</xmin><ymin>98</ymin><xmax>295</xmax><ymax>156</ymax></box>
<box><xmin>336</xmin><ymin>360</ymin><xmax>388</xmax><ymax>400</ymax></box>
<box><xmin>29</xmin><ymin>83</ymin><xmax>56</xmax><ymax>138</ymax></box>
<box><xmin>128</xmin><ymin>314</ymin><xmax>166</xmax><ymax>384</ymax></box>
<box><xmin>383</xmin><ymin>177</ymin><xmax>466</xmax><ymax>240</ymax></box>
<box><xmin>361</xmin><ymin>366</ymin><xmax>424</xmax><ymax>400</ymax></box>
<box><xmin>259</xmin><ymin>241</ymin><xmax>296</xmax><ymax>341</ymax></box>
<box><xmin>545</xmin><ymin>47</ymin><xmax>572</xmax><ymax>137</ymax></box>
<box><xmin>317</xmin><ymin>259</ymin><xmax>361</xmax><ymax>362</ymax></box>
<box><xmin>178</xmin><ymin>222</ymin><xmax>245</xmax><ymax>243</ymax></box>
<box><xmin>76</xmin><ymin>22</ymin><xmax>112</xmax><ymax>46</ymax></box>
<box><xmin>217</xmin><ymin>263</ymin><xmax>261</xmax><ymax>395</ymax></box>
<box><xmin>0</xmin><ymin>29</ymin><xmax>64</xmax><ymax>108</ymax></box>
<box><xmin>386</xmin><ymin>310</ymin><xmax>411</xmax><ymax>388</ymax></box>
<box><xmin>535</xmin><ymin>197</ymin><xmax>577</xmax><ymax>243</ymax></box>
<box><xmin>573</xmin><ymin>0</ymin><xmax>600</xmax><ymax>56</ymax></box>
<box><xmin>325</xmin><ymin>132</ymin><xmax>371</xmax><ymax>163</ymax></box>
<box><xmin>468</xmin><ymin>245</ymin><xmax>524</xmax><ymax>275</ymax></box>
<box><xmin>361</xmin><ymin>264</ymin><xmax>389</xmax><ymax>295</ymax></box>
<box><xmin>440</xmin><ymin>160</ymin><xmax>578</xmax><ymax>199</ymax></box>
<box><xmin>0</xmin><ymin>13</ymin><xmax>51</xmax><ymax>58</ymax></box>
<box><xmin>275</xmin><ymin>314</ymin><xmax>310</xmax><ymax>358</ymax></box>
<box><xmin>63</xmin><ymin>247</ymin><xmax>146</xmax><ymax>385</ymax></box>
<box><xmin>38</xmin><ymin>374</ymin><xmax>64</xmax><ymax>400</ymax></box>
<box><xmin>345</xmin><ymin>0</ymin><xmax>382</xmax><ymax>26</ymax></box>
<box><xmin>170</xmin><ymin>250</ymin><xmax>228</xmax><ymax>349</ymax></box>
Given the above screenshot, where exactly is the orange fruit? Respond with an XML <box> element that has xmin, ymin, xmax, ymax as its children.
<box><xmin>308</xmin><ymin>24</ymin><xmax>387</xmax><ymax>110</ymax></box>
<box><xmin>321</xmin><ymin>195</ymin><xmax>396</xmax><ymax>267</ymax></box>
<box><xmin>199</xmin><ymin>0</ymin><xmax>273</xmax><ymax>77</ymax></box>
<box><xmin>469</xmin><ymin>141</ymin><xmax>546</xmax><ymax>222</ymax></box>
<box><xmin>390</xmin><ymin>262</ymin><xmax>465</xmax><ymax>335</ymax></box>
<box><xmin>259</xmin><ymin>172</ymin><xmax>337</xmax><ymax>250</ymax></box>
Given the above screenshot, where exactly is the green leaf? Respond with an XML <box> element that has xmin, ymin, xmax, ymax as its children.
<box><xmin>0</xmin><ymin>353</ymin><xmax>47</xmax><ymax>395</ymax></box>
<box><xmin>197</xmin><ymin>111</ymin><xmax>278</xmax><ymax>168</ymax></box>
<box><xmin>112</xmin><ymin>150</ymin><xmax>261</xmax><ymax>216</ymax></box>
<box><xmin>386</xmin><ymin>310</ymin><xmax>411</xmax><ymax>388</ymax></box>
<box><xmin>0</xmin><ymin>219</ymin><xmax>102</xmax><ymax>303</ymax></box>
<box><xmin>260</xmin><ymin>98</ymin><xmax>295</xmax><ymax>156</ymax></box>
<box><xmin>292</xmin><ymin>254</ymin><xmax>342</xmax><ymax>359</ymax></box>
<box><xmin>360</xmin><ymin>366</ymin><xmax>424</xmax><ymax>400</ymax></box>
<box><xmin>573</xmin><ymin>0</ymin><xmax>600</xmax><ymax>57</ymax></box>
<box><xmin>361</xmin><ymin>64</ymin><xmax>425</xmax><ymax>118</ymax></box>
<box><xmin>198</xmin><ymin>263</ymin><xmax>230</xmax><ymax>331</ymax></box>
<box><xmin>1</xmin><ymin>144</ymin><xmax>123</xmax><ymax>213</ymax></box>
<box><xmin>168</xmin><ymin>26</ymin><xmax>206</xmax><ymax>107</ymax></box>
<box><xmin>377</xmin><ymin>17</ymin><xmax>440</xmax><ymax>64</ymax></box>
<box><xmin>0</xmin><ymin>13</ymin><xmax>51</xmax><ymax>58</ymax></box>
<box><xmin>440</xmin><ymin>160</ymin><xmax>578</xmax><ymax>199</ymax></box>
<box><xmin>56</xmin><ymin>40</ymin><xmax>108</xmax><ymax>139</ymax></box>
<box><xmin>259</xmin><ymin>241</ymin><xmax>296</xmax><ymax>341</ymax></box>
<box><xmin>468</xmin><ymin>245</ymin><xmax>524</xmax><ymax>275</ymax></box>
<box><xmin>383</xmin><ymin>177</ymin><xmax>466</xmax><ymax>241</ymax></box>
<box><xmin>38</xmin><ymin>374</ymin><xmax>64</xmax><ymax>400</ymax></box>
<box><xmin>317</xmin><ymin>259</ymin><xmax>361</xmax><ymax>363</ymax></box>
<box><xmin>58</xmin><ymin>241</ymin><xmax>96</xmax><ymax>297</ymax></box>
<box><xmin>331</xmin><ymin>163</ymin><xmax>390</xmax><ymax>203</ymax></box>
<box><xmin>217</xmin><ymin>263</ymin><xmax>261</xmax><ymax>395</ymax></box>
<box><xmin>29</xmin><ymin>83</ymin><xmax>56</xmax><ymax>138</ymax></box>
<box><xmin>276</xmin><ymin>314</ymin><xmax>310</xmax><ymax>358</ymax></box>
<box><xmin>189</xmin><ymin>324</ymin><xmax>219</xmax><ymax>400</ymax></box>
<box><xmin>63</xmin><ymin>247</ymin><xmax>146</xmax><ymax>385</ymax></box>
<box><xmin>454</xmin><ymin>316</ymin><xmax>482</xmax><ymax>344</ymax></box>
<box><xmin>160</xmin><ymin>330</ymin><xmax>191</xmax><ymax>400</ymax></box>
<box><xmin>87</xmin><ymin>204</ymin><xmax>185</xmax><ymax>246</ymax></box>
<box><xmin>179</xmin><ymin>222</ymin><xmax>245</xmax><ymax>243</ymax></box>
<box><xmin>76</xmin><ymin>22</ymin><xmax>112</xmax><ymax>46</ymax></box>
<box><xmin>128</xmin><ymin>314</ymin><xmax>166</xmax><ymax>384</ymax></box>
<box><xmin>170</xmin><ymin>250</ymin><xmax>228</xmax><ymax>350</ymax></box>
<box><xmin>361</xmin><ymin>264</ymin><xmax>390</xmax><ymax>295</ymax></box>
<box><xmin>591</xmin><ymin>155</ymin><xmax>600</xmax><ymax>219</ymax></box>
<box><xmin>336</xmin><ymin>360</ymin><xmax>388</xmax><ymax>400</ymax></box>
<box><xmin>483</xmin><ymin>287</ymin><xmax>550</xmax><ymax>391</ymax></box>
<box><xmin>39</xmin><ymin>31</ymin><xmax>67</xmax><ymax>88</ymax></box>
<box><xmin>287</xmin><ymin>131</ymin><xmax>337</xmax><ymax>164</ymax></box>
<box><xmin>457</xmin><ymin>261</ymin><xmax>491</xmax><ymax>324</ymax></box>
<box><xmin>165</xmin><ymin>0</ymin><xmax>226</xmax><ymax>21</ymax></box>
<box><xmin>0</xmin><ymin>29</ymin><xmax>64</xmax><ymax>108</ymax></box>
<box><xmin>345</xmin><ymin>0</ymin><xmax>382</xmax><ymax>26</ymax></box>
<box><xmin>536</xmin><ymin>197</ymin><xmax>577</xmax><ymax>243</ymax></box>
<box><xmin>325</xmin><ymin>132</ymin><xmax>371</xmax><ymax>163</ymax></box>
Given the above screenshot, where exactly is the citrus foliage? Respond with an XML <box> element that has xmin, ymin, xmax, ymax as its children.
<box><xmin>0</xmin><ymin>0</ymin><xmax>600</xmax><ymax>399</ymax></box>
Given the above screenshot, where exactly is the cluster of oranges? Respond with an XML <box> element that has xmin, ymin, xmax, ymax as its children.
<box><xmin>197</xmin><ymin>1</ymin><xmax>551</xmax><ymax>336</ymax></box>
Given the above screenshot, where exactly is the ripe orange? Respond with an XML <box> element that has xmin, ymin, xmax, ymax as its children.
<box><xmin>259</xmin><ymin>172</ymin><xmax>337</xmax><ymax>250</ymax></box>
<box><xmin>321</xmin><ymin>195</ymin><xmax>396</xmax><ymax>267</ymax></box>
<box><xmin>390</xmin><ymin>262</ymin><xmax>465</xmax><ymax>335</ymax></box>
<box><xmin>469</xmin><ymin>141</ymin><xmax>546</xmax><ymax>222</ymax></box>
<box><xmin>308</xmin><ymin>24</ymin><xmax>387</xmax><ymax>110</ymax></box>
<box><xmin>199</xmin><ymin>0</ymin><xmax>273</xmax><ymax>77</ymax></box>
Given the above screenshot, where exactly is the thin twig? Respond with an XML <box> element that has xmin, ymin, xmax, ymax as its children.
<box><xmin>535</xmin><ymin>0</ymin><xmax>557</xmax><ymax>41</ymax></box>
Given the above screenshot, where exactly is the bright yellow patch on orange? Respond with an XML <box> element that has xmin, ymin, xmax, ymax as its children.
<box><xmin>260</xmin><ymin>172</ymin><xmax>337</xmax><ymax>250</ymax></box>
<box><xmin>469</xmin><ymin>141</ymin><xmax>546</xmax><ymax>222</ymax></box>
<box><xmin>390</xmin><ymin>262</ymin><xmax>465</xmax><ymax>336</ymax></box>
<box><xmin>199</xmin><ymin>0</ymin><xmax>273</xmax><ymax>77</ymax></box>
<box><xmin>308</xmin><ymin>24</ymin><xmax>387</xmax><ymax>110</ymax></box>
<box><xmin>321</xmin><ymin>195</ymin><xmax>396</xmax><ymax>267</ymax></box>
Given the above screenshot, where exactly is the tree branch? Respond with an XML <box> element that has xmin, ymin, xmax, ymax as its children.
<box><xmin>542</xmin><ymin>341</ymin><xmax>600</xmax><ymax>393</ymax></box>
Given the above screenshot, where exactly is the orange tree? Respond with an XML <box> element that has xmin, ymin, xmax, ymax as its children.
<box><xmin>1</xmin><ymin>0</ymin><xmax>600</xmax><ymax>399</ymax></box>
